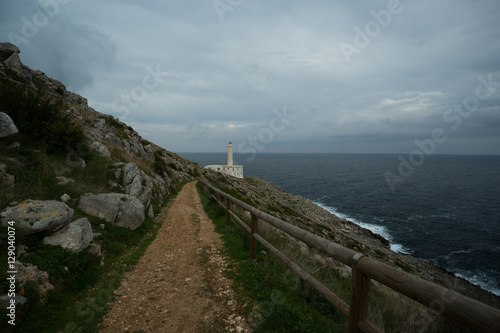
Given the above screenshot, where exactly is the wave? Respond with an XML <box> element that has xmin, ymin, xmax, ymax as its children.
<box><xmin>313</xmin><ymin>201</ymin><xmax>412</xmax><ymax>255</ymax></box>
<box><xmin>453</xmin><ymin>270</ymin><xmax>500</xmax><ymax>297</ymax></box>
<box><xmin>315</xmin><ymin>202</ymin><xmax>500</xmax><ymax>296</ymax></box>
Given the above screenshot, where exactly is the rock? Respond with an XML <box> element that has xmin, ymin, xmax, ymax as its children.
<box><xmin>90</xmin><ymin>141</ymin><xmax>111</xmax><ymax>158</ymax></box>
<box><xmin>87</xmin><ymin>243</ymin><xmax>102</xmax><ymax>257</ymax></box>
<box><xmin>0</xmin><ymin>294</ymin><xmax>27</xmax><ymax>308</ymax></box>
<box><xmin>17</xmin><ymin>245</ymin><xmax>28</xmax><ymax>259</ymax></box>
<box><xmin>313</xmin><ymin>253</ymin><xmax>326</xmax><ymax>265</ymax></box>
<box><xmin>8</xmin><ymin>141</ymin><xmax>20</xmax><ymax>149</ymax></box>
<box><xmin>16</xmin><ymin>261</ymin><xmax>54</xmax><ymax>300</ymax></box>
<box><xmin>0</xmin><ymin>163</ymin><xmax>15</xmax><ymax>187</ymax></box>
<box><xmin>56</xmin><ymin>176</ymin><xmax>75</xmax><ymax>185</ymax></box>
<box><xmin>60</xmin><ymin>194</ymin><xmax>71</xmax><ymax>203</ymax></box>
<box><xmin>0</xmin><ymin>112</ymin><xmax>18</xmax><ymax>138</ymax></box>
<box><xmin>122</xmin><ymin>162</ymin><xmax>153</xmax><ymax>206</ymax></box>
<box><xmin>297</xmin><ymin>241</ymin><xmax>309</xmax><ymax>256</ymax></box>
<box><xmin>78</xmin><ymin>193</ymin><xmax>145</xmax><ymax>230</ymax></box>
<box><xmin>1</xmin><ymin>200</ymin><xmax>74</xmax><ymax>235</ymax></box>
<box><xmin>148</xmin><ymin>205</ymin><xmax>155</xmax><ymax>218</ymax></box>
<box><xmin>43</xmin><ymin>218</ymin><xmax>93</xmax><ymax>253</ymax></box>
<box><xmin>0</xmin><ymin>43</ymin><xmax>22</xmax><ymax>75</ymax></box>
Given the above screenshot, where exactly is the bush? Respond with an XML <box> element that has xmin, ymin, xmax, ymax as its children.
<box><xmin>0</xmin><ymin>80</ymin><xmax>84</xmax><ymax>153</ymax></box>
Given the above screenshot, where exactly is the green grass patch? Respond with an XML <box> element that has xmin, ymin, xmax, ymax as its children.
<box><xmin>197</xmin><ymin>185</ymin><xmax>346</xmax><ymax>332</ymax></box>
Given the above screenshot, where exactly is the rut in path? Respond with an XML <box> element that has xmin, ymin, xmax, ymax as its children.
<box><xmin>99</xmin><ymin>181</ymin><xmax>251</xmax><ymax>332</ymax></box>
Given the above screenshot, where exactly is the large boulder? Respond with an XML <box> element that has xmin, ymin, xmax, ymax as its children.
<box><xmin>0</xmin><ymin>112</ymin><xmax>19</xmax><ymax>138</ymax></box>
<box><xmin>78</xmin><ymin>193</ymin><xmax>145</xmax><ymax>230</ymax></box>
<box><xmin>1</xmin><ymin>200</ymin><xmax>74</xmax><ymax>235</ymax></box>
<box><xmin>43</xmin><ymin>218</ymin><xmax>93</xmax><ymax>253</ymax></box>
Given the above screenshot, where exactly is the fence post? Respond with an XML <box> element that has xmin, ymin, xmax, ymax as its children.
<box><xmin>348</xmin><ymin>253</ymin><xmax>370</xmax><ymax>333</ymax></box>
<box><xmin>226</xmin><ymin>197</ymin><xmax>231</xmax><ymax>230</ymax></box>
<box><xmin>250</xmin><ymin>213</ymin><xmax>258</xmax><ymax>263</ymax></box>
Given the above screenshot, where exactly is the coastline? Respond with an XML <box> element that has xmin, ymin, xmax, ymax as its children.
<box><xmin>203</xmin><ymin>173</ymin><xmax>500</xmax><ymax>310</ymax></box>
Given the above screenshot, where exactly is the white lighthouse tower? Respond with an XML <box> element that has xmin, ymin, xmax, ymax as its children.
<box><xmin>227</xmin><ymin>141</ymin><xmax>233</xmax><ymax>166</ymax></box>
<box><xmin>204</xmin><ymin>141</ymin><xmax>243</xmax><ymax>178</ymax></box>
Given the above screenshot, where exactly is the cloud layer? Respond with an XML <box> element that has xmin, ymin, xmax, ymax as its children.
<box><xmin>2</xmin><ymin>0</ymin><xmax>499</xmax><ymax>154</ymax></box>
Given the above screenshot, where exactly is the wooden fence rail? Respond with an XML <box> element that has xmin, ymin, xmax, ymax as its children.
<box><xmin>198</xmin><ymin>179</ymin><xmax>500</xmax><ymax>333</ymax></box>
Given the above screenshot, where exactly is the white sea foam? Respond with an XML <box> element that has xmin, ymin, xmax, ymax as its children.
<box><xmin>314</xmin><ymin>201</ymin><xmax>412</xmax><ymax>255</ymax></box>
<box><xmin>454</xmin><ymin>271</ymin><xmax>500</xmax><ymax>297</ymax></box>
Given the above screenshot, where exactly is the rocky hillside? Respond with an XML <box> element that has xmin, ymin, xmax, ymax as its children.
<box><xmin>0</xmin><ymin>42</ymin><xmax>208</xmax><ymax>319</ymax></box>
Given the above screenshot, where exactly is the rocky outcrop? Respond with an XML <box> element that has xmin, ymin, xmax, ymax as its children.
<box><xmin>16</xmin><ymin>261</ymin><xmax>54</xmax><ymax>300</ymax></box>
<box><xmin>78</xmin><ymin>193</ymin><xmax>145</xmax><ymax>230</ymax></box>
<box><xmin>0</xmin><ymin>43</ymin><xmax>23</xmax><ymax>78</ymax></box>
<box><xmin>1</xmin><ymin>200</ymin><xmax>74</xmax><ymax>235</ymax></box>
<box><xmin>0</xmin><ymin>112</ymin><xmax>18</xmax><ymax>138</ymax></box>
<box><xmin>119</xmin><ymin>162</ymin><xmax>153</xmax><ymax>207</ymax></box>
<box><xmin>43</xmin><ymin>218</ymin><xmax>93</xmax><ymax>253</ymax></box>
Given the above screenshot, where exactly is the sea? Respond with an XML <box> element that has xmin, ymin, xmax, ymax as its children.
<box><xmin>179</xmin><ymin>152</ymin><xmax>500</xmax><ymax>296</ymax></box>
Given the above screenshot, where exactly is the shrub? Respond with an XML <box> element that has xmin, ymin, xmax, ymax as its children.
<box><xmin>0</xmin><ymin>80</ymin><xmax>84</xmax><ymax>153</ymax></box>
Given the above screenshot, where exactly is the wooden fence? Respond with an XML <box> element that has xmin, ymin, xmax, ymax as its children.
<box><xmin>198</xmin><ymin>179</ymin><xmax>500</xmax><ymax>333</ymax></box>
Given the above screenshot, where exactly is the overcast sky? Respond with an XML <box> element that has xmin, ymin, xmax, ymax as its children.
<box><xmin>1</xmin><ymin>0</ymin><xmax>500</xmax><ymax>154</ymax></box>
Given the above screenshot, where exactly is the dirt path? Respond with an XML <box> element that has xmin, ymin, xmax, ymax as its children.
<box><xmin>99</xmin><ymin>181</ymin><xmax>251</xmax><ymax>332</ymax></box>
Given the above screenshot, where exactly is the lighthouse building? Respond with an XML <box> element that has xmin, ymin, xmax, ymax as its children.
<box><xmin>205</xmin><ymin>142</ymin><xmax>243</xmax><ymax>178</ymax></box>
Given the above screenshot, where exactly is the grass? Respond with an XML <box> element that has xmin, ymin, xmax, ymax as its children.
<box><xmin>197</xmin><ymin>185</ymin><xmax>346</xmax><ymax>332</ymax></box>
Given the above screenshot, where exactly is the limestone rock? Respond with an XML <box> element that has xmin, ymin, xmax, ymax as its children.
<box><xmin>0</xmin><ymin>43</ymin><xmax>22</xmax><ymax>75</ymax></box>
<box><xmin>56</xmin><ymin>176</ymin><xmax>75</xmax><ymax>185</ymax></box>
<box><xmin>1</xmin><ymin>200</ymin><xmax>74</xmax><ymax>235</ymax></box>
<box><xmin>0</xmin><ymin>163</ymin><xmax>15</xmax><ymax>187</ymax></box>
<box><xmin>0</xmin><ymin>112</ymin><xmax>18</xmax><ymax>138</ymax></box>
<box><xmin>148</xmin><ymin>205</ymin><xmax>155</xmax><ymax>219</ymax></box>
<box><xmin>8</xmin><ymin>141</ymin><xmax>20</xmax><ymax>149</ymax></box>
<box><xmin>78</xmin><ymin>193</ymin><xmax>145</xmax><ymax>230</ymax></box>
<box><xmin>87</xmin><ymin>243</ymin><xmax>102</xmax><ymax>257</ymax></box>
<box><xmin>16</xmin><ymin>261</ymin><xmax>54</xmax><ymax>300</ymax></box>
<box><xmin>43</xmin><ymin>218</ymin><xmax>93</xmax><ymax>253</ymax></box>
<box><xmin>121</xmin><ymin>162</ymin><xmax>153</xmax><ymax>206</ymax></box>
<box><xmin>0</xmin><ymin>294</ymin><xmax>27</xmax><ymax>308</ymax></box>
<box><xmin>60</xmin><ymin>194</ymin><xmax>71</xmax><ymax>203</ymax></box>
<box><xmin>90</xmin><ymin>141</ymin><xmax>111</xmax><ymax>158</ymax></box>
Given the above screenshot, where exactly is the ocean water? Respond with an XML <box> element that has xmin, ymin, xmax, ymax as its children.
<box><xmin>180</xmin><ymin>152</ymin><xmax>500</xmax><ymax>296</ymax></box>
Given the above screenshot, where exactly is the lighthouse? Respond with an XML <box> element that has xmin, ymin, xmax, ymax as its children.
<box><xmin>204</xmin><ymin>141</ymin><xmax>243</xmax><ymax>178</ymax></box>
<box><xmin>227</xmin><ymin>142</ymin><xmax>233</xmax><ymax>166</ymax></box>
